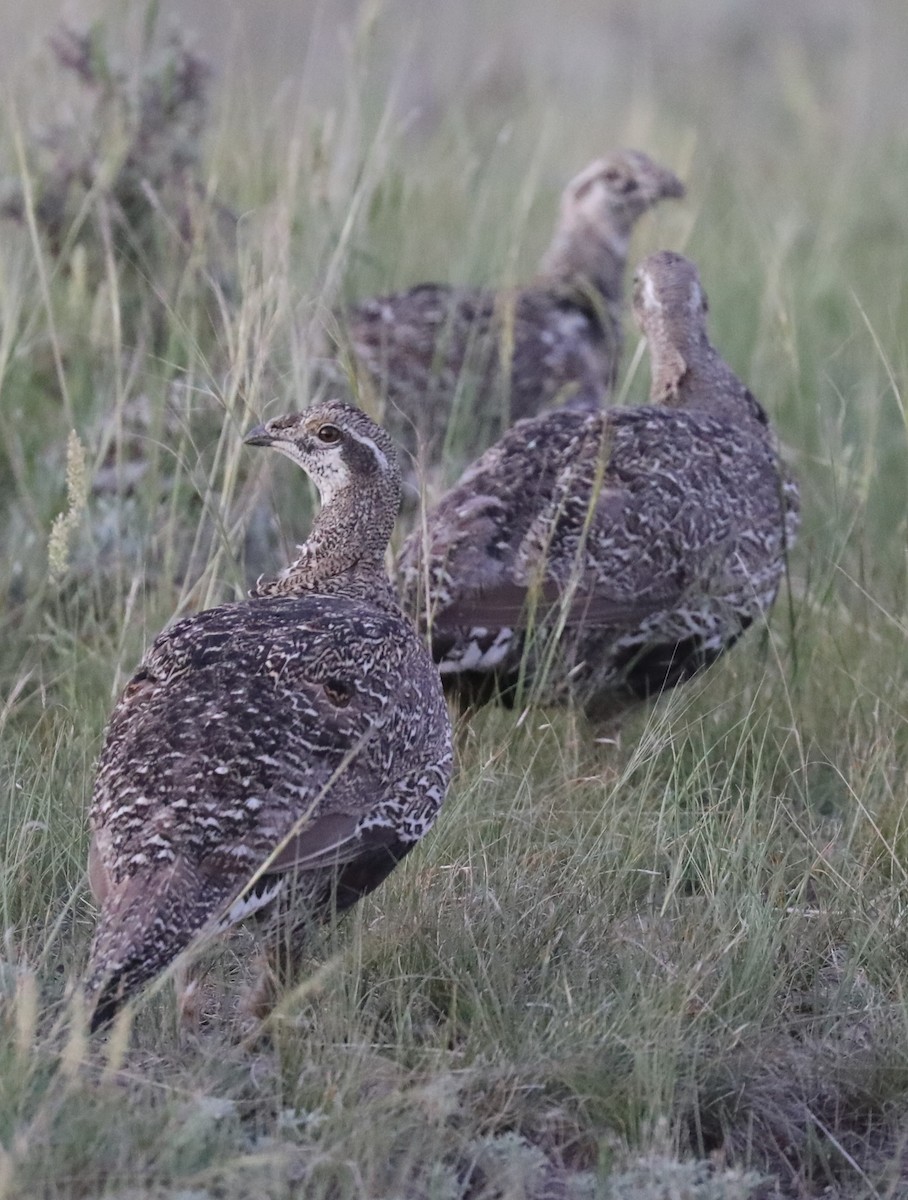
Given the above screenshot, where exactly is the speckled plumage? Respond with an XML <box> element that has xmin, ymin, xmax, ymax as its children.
<box><xmin>324</xmin><ymin>151</ymin><xmax>684</xmax><ymax>467</ymax></box>
<box><xmin>398</xmin><ymin>251</ymin><xmax>799</xmax><ymax>716</ymax></box>
<box><xmin>86</xmin><ymin>400</ymin><xmax>452</xmax><ymax>1030</ymax></box>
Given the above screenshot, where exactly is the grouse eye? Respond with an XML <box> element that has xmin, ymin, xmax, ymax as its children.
<box><xmin>316</xmin><ymin>424</ymin><xmax>341</xmax><ymax>445</ymax></box>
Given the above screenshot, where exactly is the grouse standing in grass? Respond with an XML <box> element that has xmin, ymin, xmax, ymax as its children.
<box><xmin>86</xmin><ymin>400</ymin><xmax>453</xmax><ymax>1030</ymax></box>
<box><xmin>398</xmin><ymin>251</ymin><xmax>799</xmax><ymax>718</ymax></box>
<box><xmin>324</xmin><ymin>151</ymin><xmax>684</xmax><ymax>471</ymax></box>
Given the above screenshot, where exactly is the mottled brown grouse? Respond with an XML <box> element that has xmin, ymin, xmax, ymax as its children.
<box><xmin>325</xmin><ymin>150</ymin><xmax>684</xmax><ymax>469</ymax></box>
<box><xmin>398</xmin><ymin>251</ymin><xmax>799</xmax><ymax>717</ymax></box>
<box><xmin>86</xmin><ymin>400</ymin><xmax>452</xmax><ymax>1030</ymax></box>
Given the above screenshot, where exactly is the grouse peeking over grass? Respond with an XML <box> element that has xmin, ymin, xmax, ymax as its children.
<box><xmin>85</xmin><ymin>400</ymin><xmax>453</xmax><ymax>1031</ymax></box>
<box><xmin>398</xmin><ymin>251</ymin><xmax>799</xmax><ymax>718</ymax></box>
<box><xmin>325</xmin><ymin>150</ymin><xmax>684</xmax><ymax>471</ymax></box>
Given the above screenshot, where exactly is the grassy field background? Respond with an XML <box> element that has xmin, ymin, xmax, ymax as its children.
<box><xmin>0</xmin><ymin>0</ymin><xmax>907</xmax><ymax>1196</ymax></box>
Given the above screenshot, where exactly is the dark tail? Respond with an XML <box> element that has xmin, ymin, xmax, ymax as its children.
<box><xmin>85</xmin><ymin>859</ymin><xmax>226</xmax><ymax>1032</ymax></box>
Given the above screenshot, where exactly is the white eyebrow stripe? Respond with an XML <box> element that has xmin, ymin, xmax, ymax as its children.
<box><xmin>641</xmin><ymin>271</ymin><xmax>662</xmax><ymax>313</ymax></box>
<box><xmin>346</xmin><ymin>428</ymin><xmax>389</xmax><ymax>471</ymax></box>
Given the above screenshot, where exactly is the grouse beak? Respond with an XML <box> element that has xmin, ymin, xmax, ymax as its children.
<box><xmin>244</xmin><ymin>423</ymin><xmax>275</xmax><ymax>447</ymax></box>
<box><xmin>654</xmin><ymin>168</ymin><xmax>685</xmax><ymax>201</ymax></box>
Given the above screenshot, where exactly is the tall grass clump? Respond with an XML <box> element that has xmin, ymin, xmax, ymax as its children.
<box><xmin>0</xmin><ymin>1</ymin><xmax>906</xmax><ymax>1197</ymax></box>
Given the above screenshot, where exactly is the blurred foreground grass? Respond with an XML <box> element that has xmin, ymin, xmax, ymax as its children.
<box><xmin>0</xmin><ymin>2</ymin><xmax>906</xmax><ymax>1197</ymax></box>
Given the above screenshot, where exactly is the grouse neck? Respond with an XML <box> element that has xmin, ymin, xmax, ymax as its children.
<box><xmin>252</xmin><ymin>479</ymin><xmax>399</xmax><ymax>600</ymax></box>
<box><xmin>539</xmin><ymin>222</ymin><xmax>629</xmax><ymax>305</ymax></box>
<box><xmin>652</xmin><ymin>336</ymin><xmax>770</xmax><ymax>431</ymax></box>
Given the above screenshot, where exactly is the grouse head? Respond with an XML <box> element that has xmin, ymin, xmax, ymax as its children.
<box><xmin>632</xmin><ymin>250</ymin><xmax>707</xmax><ymax>328</ymax></box>
<box><xmin>245</xmin><ymin>399</ymin><xmax>401</xmax><ymax>511</ymax></box>
<box><xmin>563</xmin><ymin>150</ymin><xmax>685</xmax><ymax>240</ymax></box>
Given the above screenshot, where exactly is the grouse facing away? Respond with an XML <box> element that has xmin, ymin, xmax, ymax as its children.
<box><xmin>86</xmin><ymin>400</ymin><xmax>453</xmax><ymax>1030</ymax></box>
<box><xmin>324</xmin><ymin>151</ymin><xmax>684</xmax><ymax>470</ymax></box>
<box><xmin>398</xmin><ymin>251</ymin><xmax>800</xmax><ymax>718</ymax></box>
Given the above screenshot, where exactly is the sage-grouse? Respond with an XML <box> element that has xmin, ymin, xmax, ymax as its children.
<box><xmin>85</xmin><ymin>400</ymin><xmax>453</xmax><ymax>1030</ymax></box>
<box><xmin>398</xmin><ymin>251</ymin><xmax>799</xmax><ymax>718</ymax></box>
<box><xmin>326</xmin><ymin>150</ymin><xmax>684</xmax><ymax>468</ymax></box>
